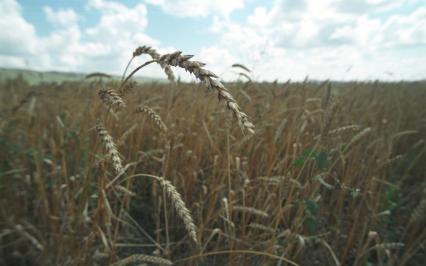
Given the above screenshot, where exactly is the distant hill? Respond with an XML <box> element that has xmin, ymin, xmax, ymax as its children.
<box><xmin>0</xmin><ymin>67</ymin><xmax>166</xmax><ymax>85</ymax></box>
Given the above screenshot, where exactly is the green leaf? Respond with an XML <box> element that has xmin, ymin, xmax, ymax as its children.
<box><xmin>304</xmin><ymin>215</ymin><xmax>317</xmax><ymax>234</ymax></box>
<box><xmin>305</xmin><ymin>199</ymin><xmax>318</xmax><ymax>215</ymax></box>
<box><xmin>294</xmin><ymin>157</ymin><xmax>305</xmax><ymax>167</ymax></box>
<box><xmin>350</xmin><ymin>188</ymin><xmax>361</xmax><ymax>198</ymax></box>
<box><xmin>276</xmin><ymin>238</ymin><xmax>285</xmax><ymax>247</ymax></box>
<box><xmin>303</xmin><ymin>148</ymin><xmax>317</xmax><ymax>159</ymax></box>
<box><xmin>315</xmin><ymin>150</ymin><xmax>328</xmax><ymax>170</ymax></box>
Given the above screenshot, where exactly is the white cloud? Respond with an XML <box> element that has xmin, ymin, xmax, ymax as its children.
<box><xmin>247</xmin><ymin>7</ymin><xmax>269</xmax><ymax>28</ymax></box>
<box><xmin>0</xmin><ymin>0</ymin><xmax>425</xmax><ymax>81</ymax></box>
<box><xmin>87</xmin><ymin>0</ymin><xmax>149</xmax><ymax>38</ymax></box>
<box><xmin>0</xmin><ymin>0</ymin><xmax>175</xmax><ymax>77</ymax></box>
<box><xmin>335</xmin><ymin>0</ymin><xmax>418</xmax><ymax>14</ymax></box>
<box><xmin>198</xmin><ymin>0</ymin><xmax>426</xmax><ymax>80</ymax></box>
<box><xmin>145</xmin><ymin>0</ymin><xmax>247</xmax><ymax>17</ymax></box>
<box><xmin>331</xmin><ymin>7</ymin><xmax>426</xmax><ymax>48</ymax></box>
<box><xmin>44</xmin><ymin>7</ymin><xmax>79</xmax><ymax>27</ymax></box>
<box><xmin>0</xmin><ymin>0</ymin><xmax>39</xmax><ymax>58</ymax></box>
<box><xmin>199</xmin><ymin>46</ymin><xmax>236</xmax><ymax>74</ymax></box>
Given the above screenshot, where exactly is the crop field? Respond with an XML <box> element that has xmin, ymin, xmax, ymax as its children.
<box><xmin>0</xmin><ymin>50</ymin><xmax>425</xmax><ymax>266</ymax></box>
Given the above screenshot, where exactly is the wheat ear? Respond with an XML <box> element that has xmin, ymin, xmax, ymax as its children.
<box><xmin>136</xmin><ymin>105</ymin><xmax>168</xmax><ymax>133</ymax></box>
<box><xmin>248</xmin><ymin>223</ymin><xmax>276</xmax><ymax>233</ymax></box>
<box><xmin>158</xmin><ymin>51</ymin><xmax>254</xmax><ymax>134</ymax></box>
<box><xmin>96</xmin><ymin>121</ymin><xmax>124</xmax><ymax>175</ymax></box>
<box><xmin>232</xmin><ymin>206</ymin><xmax>269</xmax><ymax>218</ymax></box>
<box><xmin>409</xmin><ymin>197</ymin><xmax>426</xmax><ymax>225</ymax></box>
<box><xmin>98</xmin><ymin>88</ymin><xmax>125</xmax><ymax>110</ymax></box>
<box><xmin>110</xmin><ymin>254</ymin><xmax>173</xmax><ymax>266</ymax></box>
<box><xmin>329</xmin><ymin>125</ymin><xmax>360</xmax><ymax>135</ymax></box>
<box><xmin>132</xmin><ymin>45</ymin><xmax>175</xmax><ymax>82</ymax></box>
<box><xmin>155</xmin><ymin>176</ymin><xmax>197</xmax><ymax>244</ymax></box>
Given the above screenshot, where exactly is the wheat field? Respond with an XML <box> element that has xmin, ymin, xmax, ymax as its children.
<box><xmin>0</xmin><ymin>48</ymin><xmax>425</xmax><ymax>266</ymax></box>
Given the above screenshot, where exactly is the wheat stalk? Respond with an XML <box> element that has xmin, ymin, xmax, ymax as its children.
<box><xmin>110</xmin><ymin>254</ymin><xmax>173</xmax><ymax>266</ymax></box>
<box><xmin>146</xmin><ymin>175</ymin><xmax>198</xmax><ymax>245</ymax></box>
<box><xmin>409</xmin><ymin>197</ymin><xmax>426</xmax><ymax>225</ymax></box>
<box><xmin>368</xmin><ymin>242</ymin><xmax>405</xmax><ymax>251</ymax></box>
<box><xmin>232</xmin><ymin>206</ymin><xmax>269</xmax><ymax>218</ymax></box>
<box><xmin>117</xmin><ymin>124</ymin><xmax>138</xmax><ymax>146</ymax></box>
<box><xmin>117</xmin><ymin>80</ymin><xmax>136</xmax><ymax>97</ymax></box>
<box><xmin>96</xmin><ymin>121</ymin><xmax>124</xmax><ymax>175</ymax></box>
<box><xmin>231</xmin><ymin>63</ymin><xmax>251</xmax><ymax>73</ymax></box>
<box><xmin>248</xmin><ymin>223</ymin><xmax>276</xmax><ymax>233</ymax></box>
<box><xmin>98</xmin><ymin>88</ymin><xmax>125</xmax><ymax>110</ymax></box>
<box><xmin>344</xmin><ymin>127</ymin><xmax>372</xmax><ymax>152</ymax></box>
<box><xmin>86</xmin><ymin>72</ymin><xmax>111</xmax><ymax>79</ymax></box>
<box><xmin>158</xmin><ymin>51</ymin><xmax>254</xmax><ymax>134</ymax></box>
<box><xmin>136</xmin><ymin>105</ymin><xmax>168</xmax><ymax>133</ymax></box>
<box><xmin>280</xmin><ymin>176</ymin><xmax>291</xmax><ymax>199</ymax></box>
<box><xmin>329</xmin><ymin>125</ymin><xmax>360</xmax><ymax>135</ymax></box>
<box><xmin>131</xmin><ymin>45</ymin><xmax>175</xmax><ymax>82</ymax></box>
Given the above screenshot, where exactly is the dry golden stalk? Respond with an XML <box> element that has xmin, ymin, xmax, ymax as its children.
<box><xmin>158</xmin><ymin>51</ymin><xmax>254</xmax><ymax>134</ymax></box>
<box><xmin>136</xmin><ymin>105</ymin><xmax>168</xmax><ymax>133</ymax></box>
<box><xmin>231</xmin><ymin>63</ymin><xmax>251</xmax><ymax>73</ymax></box>
<box><xmin>278</xmin><ymin>229</ymin><xmax>306</xmax><ymax>248</ymax></box>
<box><xmin>3</xmin><ymin>91</ymin><xmax>38</xmax><ymax>115</ymax></box>
<box><xmin>132</xmin><ymin>45</ymin><xmax>175</xmax><ymax>82</ymax></box>
<box><xmin>232</xmin><ymin>206</ymin><xmax>269</xmax><ymax>218</ymax></box>
<box><xmin>110</xmin><ymin>254</ymin><xmax>173</xmax><ymax>266</ymax></box>
<box><xmin>14</xmin><ymin>224</ymin><xmax>44</xmax><ymax>252</ymax></box>
<box><xmin>381</xmin><ymin>155</ymin><xmax>404</xmax><ymax>167</ymax></box>
<box><xmin>345</xmin><ymin>127</ymin><xmax>372</xmax><ymax>151</ymax></box>
<box><xmin>117</xmin><ymin>124</ymin><xmax>138</xmax><ymax>147</ymax></box>
<box><xmin>305</xmin><ymin>97</ymin><xmax>322</xmax><ymax>104</ymax></box>
<box><xmin>114</xmin><ymin>185</ymin><xmax>136</xmax><ymax>197</ymax></box>
<box><xmin>321</xmin><ymin>83</ymin><xmax>332</xmax><ymax>109</ymax></box>
<box><xmin>321</xmin><ymin>101</ymin><xmax>337</xmax><ymax>139</ymax></box>
<box><xmin>237</xmin><ymin>72</ymin><xmax>252</xmax><ymax>81</ymax></box>
<box><xmin>319</xmin><ymin>239</ymin><xmax>341</xmax><ymax>266</ymax></box>
<box><xmin>329</xmin><ymin>125</ymin><xmax>360</xmax><ymax>135</ymax></box>
<box><xmin>274</xmin><ymin>118</ymin><xmax>288</xmax><ymax>143</ymax></box>
<box><xmin>409</xmin><ymin>197</ymin><xmax>426</xmax><ymax>225</ymax></box>
<box><xmin>118</xmin><ymin>80</ymin><xmax>136</xmax><ymax>97</ymax></box>
<box><xmin>85</xmin><ymin>72</ymin><xmax>111</xmax><ymax>79</ymax></box>
<box><xmin>98</xmin><ymin>88</ymin><xmax>125</xmax><ymax>110</ymax></box>
<box><xmin>391</xmin><ymin>130</ymin><xmax>418</xmax><ymax>140</ymax></box>
<box><xmin>155</xmin><ymin>176</ymin><xmax>198</xmax><ymax>244</ymax></box>
<box><xmin>280</xmin><ymin>176</ymin><xmax>291</xmax><ymax>199</ymax></box>
<box><xmin>369</xmin><ymin>242</ymin><xmax>405</xmax><ymax>251</ymax></box>
<box><xmin>96</xmin><ymin>121</ymin><xmax>124</xmax><ymax>175</ymax></box>
<box><xmin>248</xmin><ymin>223</ymin><xmax>276</xmax><ymax>233</ymax></box>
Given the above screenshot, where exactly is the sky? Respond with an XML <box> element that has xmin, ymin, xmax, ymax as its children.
<box><xmin>0</xmin><ymin>0</ymin><xmax>425</xmax><ymax>81</ymax></box>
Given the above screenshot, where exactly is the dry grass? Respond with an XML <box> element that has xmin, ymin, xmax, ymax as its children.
<box><xmin>0</xmin><ymin>47</ymin><xmax>425</xmax><ymax>265</ymax></box>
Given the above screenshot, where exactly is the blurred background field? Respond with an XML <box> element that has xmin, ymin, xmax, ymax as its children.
<box><xmin>0</xmin><ymin>75</ymin><xmax>425</xmax><ymax>265</ymax></box>
<box><xmin>0</xmin><ymin>68</ymin><xmax>166</xmax><ymax>86</ymax></box>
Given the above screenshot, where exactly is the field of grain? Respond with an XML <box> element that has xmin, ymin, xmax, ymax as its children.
<box><xmin>0</xmin><ymin>54</ymin><xmax>425</xmax><ymax>265</ymax></box>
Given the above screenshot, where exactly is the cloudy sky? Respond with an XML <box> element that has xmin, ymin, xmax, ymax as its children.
<box><xmin>1</xmin><ymin>0</ymin><xmax>425</xmax><ymax>81</ymax></box>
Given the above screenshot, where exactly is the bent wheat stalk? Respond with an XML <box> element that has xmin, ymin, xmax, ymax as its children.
<box><xmin>122</xmin><ymin>45</ymin><xmax>175</xmax><ymax>82</ymax></box>
<box><xmin>158</xmin><ymin>51</ymin><xmax>254</xmax><ymax>134</ymax></box>
<box><xmin>120</xmin><ymin>47</ymin><xmax>255</xmax><ymax>134</ymax></box>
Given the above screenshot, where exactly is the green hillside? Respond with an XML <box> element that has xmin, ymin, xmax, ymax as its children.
<box><xmin>0</xmin><ymin>67</ymin><xmax>166</xmax><ymax>85</ymax></box>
